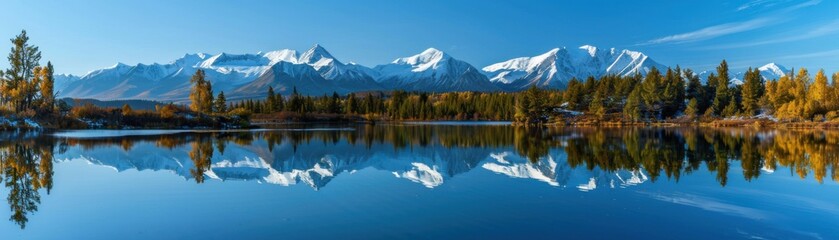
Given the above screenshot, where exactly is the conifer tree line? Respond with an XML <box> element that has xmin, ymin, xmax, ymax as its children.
<box><xmin>224</xmin><ymin>86</ymin><xmax>518</xmax><ymax>120</ymax></box>
<box><xmin>207</xmin><ymin>59</ymin><xmax>839</xmax><ymax>123</ymax></box>
<box><xmin>0</xmin><ymin>30</ymin><xmax>56</xmax><ymax>115</ymax></box>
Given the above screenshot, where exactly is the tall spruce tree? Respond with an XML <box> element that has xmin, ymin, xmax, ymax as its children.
<box><xmin>712</xmin><ymin>60</ymin><xmax>731</xmax><ymax>116</ymax></box>
<box><xmin>740</xmin><ymin>68</ymin><xmax>764</xmax><ymax>116</ymax></box>
<box><xmin>214</xmin><ymin>91</ymin><xmax>227</xmax><ymax>113</ymax></box>
<box><xmin>266</xmin><ymin>86</ymin><xmax>276</xmax><ymax>112</ymax></box>
<box><xmin>641</xmin><ymin>67</ymin><xmax>664</xmax><ymax>119</ymax></box>
<box><xmin>623</xmin><ymin>87</ymin><xmax>643</xmax><ymax>122</ymax></box>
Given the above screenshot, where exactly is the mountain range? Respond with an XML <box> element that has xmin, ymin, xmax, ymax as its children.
<box><xmin>53</xmin><ymin>45</ymin><xmax>792</xmax><ymax>102</ymax></box>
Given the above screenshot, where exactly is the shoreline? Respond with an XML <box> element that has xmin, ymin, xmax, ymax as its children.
<box><xmin>3</xmin><ymin>114</ymin><xmax>838</xmax><ymax>131</ymax></box>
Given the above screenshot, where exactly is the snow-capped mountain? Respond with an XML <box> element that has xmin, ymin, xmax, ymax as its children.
<box><xmin>483</xmin><ymin>45</ymin><xmax>666</xmax><ymax>90</ymax></box>
<box><xmin>57</xmin><ymin>45</ymin><xmax>384</xmax><ymax>101</ymax></box>
<box><xmin>296</xmin><ymin>45</ymin><xmax>384</xmax><ymax>93</ymax></box>
<box><xmin>374</xmin><ymin>48</ymin><xmax>501</xmax><ymax>92</ymax></box>
<box><xmin>756</xmin><ymin>63</ymin><xmax>790</xmax><ymax>80</ymax></box>
<box><xmin>697</xmin><ymin>62</ymin><xmax>790</xmax><ymax>86</ymax></box>
<box><xmin>54</xmin><ymin>44</ymin><xmax>682</xmax><ymax>101</ymax></box>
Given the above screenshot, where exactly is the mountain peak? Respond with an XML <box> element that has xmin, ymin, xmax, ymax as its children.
<box><xmin>110</xmin><ymin>62</ymin><xmax>129</xmax><ymax>69</ymax></box>
<box><xmin>758</xmin><ymin>62</ymin><xmax>789</xmax><ymax>77</ymax></box>
<box><xmin>392</xmin><ymin>48</ymin><xmax>450</xmax><ymax>66</ymax></box>
<box><xmin>579</xmin><ymin>45</ymin><xmax>599</xmax><ymax>56</ymax></box>
<box><xmin>483</xmin><ymin>46</ymin><xmax>665</xmax><ymax>89</ymax></box>
<box><xmin>421</xmin><ymin>47</ymin><xmax>443</xmax><ymax>55</ymax></box>
<box><xmin>299</xmin><ymin>44</ymin><xmax>335</xmax><ymax>65</ymax></box>
<box><xmin>262</xmin><ymin>49</ymin><xmax>298</xmax><ymax>65</ymax></box>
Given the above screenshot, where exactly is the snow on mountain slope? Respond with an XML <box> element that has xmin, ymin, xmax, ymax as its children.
<box><xmin>53</xmin><ymin>45</ymin><xmax>733</xmax><ymax>101</ymax></box>
<box><xmin>232</xmin><ymin>61</ymin><xmax>336</xmax><ymax>97</ymax></box>
<box><xmin>297</xmin><ymin>45</ymin><xmax>384</xmax><ymax>93</ymax></box>
<box><xmin>374</xmin><ymin>48</ymin><xmax>500</xmax><ymax>92</ymax></box>
<box><xmin>756</xmin><ymin>63</ymin><xmax>789</xmax><ymax>80</ymax></box>
<box><xmin>58</xmin><ymin>45</ymin><xmax>384</xmax><ymax>101</ymax></box>
<box><xmin>483</xmin><ymin>45</ymin><xmax>666</xmax><ymax>90</ymax></box>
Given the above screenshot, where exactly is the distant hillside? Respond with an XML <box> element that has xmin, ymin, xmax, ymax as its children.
<box><xmin>60</xmin><ymin>98</ymin><xmax>169</xmax><ymax>111</ymax></box>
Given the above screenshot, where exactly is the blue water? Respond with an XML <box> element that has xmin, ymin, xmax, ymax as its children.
<box><xmin>2</xmin><ymin>126</ymin><xmax>837</xmax><ymax>239</ymax></box>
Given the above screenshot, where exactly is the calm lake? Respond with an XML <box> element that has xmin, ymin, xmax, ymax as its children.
<box><xmin>1</xmin><ymin>124</ymin><xmax>838</xmax><ymax>239</ymax></box>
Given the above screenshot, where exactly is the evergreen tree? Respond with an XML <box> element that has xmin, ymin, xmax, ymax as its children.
<box><xmin>515</xmin><ymin>86</ymin><xmax>545</xmax><ymax>124</ymax></box>
<box><xmin>329</xmin><ymin>91</ymin><xmax>341</xmax><ymax>114</ymax></box>
<box><xmin>589</xmin><ymin>85</ymin><xmax>607</xmax><ymax>118</ymax></box>
<box><xmin>722</xmin><ymin>97</ymin><xmax>739</xmax><ymax>117</ymax></box>
<box><xmin>711</xmin><ymin>60</ymin><xmax>731</xmax><ymax>116</ymax></box>
<box><xmin>274</xmin><ymin>92</ymin><xmax>284</xmax><ymax>112</ymax></box>
<box><xmin>702</xmin><ymin>73</ymin><xmax>717</xmax><ymax>114</ymax></box>
<box><xmin>685</xmin><ymin>69</ymin><xmax>702</xmax><ymax>101</ymax></box>
<box><xmin>266</xmin><ymin>86</ymin><xmax>276</xmax><ymax>112</ymax></box>
<box><xmin>740</xmin><ymin>68</ymin><xmax>764</xmax><ymax>116</ymax></box>
<box><xmin>685</xmin><ymin>98</ymin><xmax>699</xmax><ymax>119</ymax></box>
<box><xmin>641</xmin><ymin>67</ymin><xmax>664</xmax><ymax>119</ymax></box>
<box><xmin>287</xmin><ymin>86</ymin><xmax>304</xmax><ymax>113</ymax></box>
<box><xmin>563</xmin><ymin>78</ymin><xmax>584</xmax><ymax>110</ymax></box>
<box><xmin>214</xmin><ymin>91</ymin><xmax>227</xmax><ymax>113</ymax></box>
<box><xmin>623</xmin><ymin>87</ymin><xmax>643</xmax><ymax>122</ymax></box>
<box><xmin>345</xmin><ymin>93</ymin><xmax>357</xmax><ymax>114</ymax></box>
<box><xmin>660</xmin><ymin>67</ymin><xmax>685</xmax><ymax>118</ymax></box>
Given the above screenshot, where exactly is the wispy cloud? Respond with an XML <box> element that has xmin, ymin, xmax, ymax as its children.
<box><xmin>642</xmin><ymin>0</ymin><xmax>821</xmax><ymax>46</ymax></box>
<box><xmin>642</xmin><ymin>17</ymin><xmax>776</xmax><ymax>45</ymax></box>
<box><xmin>702</xmin><ymin>19</ymin><xmax>839</xmax><ymax>49</ymax></box>
<box><xmin>782</xmin><ymin>0</ymin><xmax>822</xmax><ymax>12</ymax></box>
<box><xmin>737</xmin><ymin>0</ymin><xmax>786</xmax><ymax>11</ymax></box>
<box><xmin>738</xmin><ymin>0</ymin><xmax>821</xmax><ymax>12</ymax></box>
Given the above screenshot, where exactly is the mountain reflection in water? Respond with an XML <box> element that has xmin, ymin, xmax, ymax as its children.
<box><xmin>1</xmin><ymin>125</ymin><xmax>838</xmax><ymax>229</ymax></box>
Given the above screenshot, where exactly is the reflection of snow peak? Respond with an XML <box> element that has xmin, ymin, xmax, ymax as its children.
<box><xmin>392</xmin><ymin>163</ymin><xmax>444</xmax><ymax>188</ymax></box>
<box><xmin>577</xmin><ymin>178</ymin><xmax>597</xmax><ymax>191</ymax></box>
<box><xmin>483</xmin><ymin>152</ymin><xmax>560</xmax><ymax>186</ymax></box>
<box><xmin>209</xmin><ymin>156</ymin><xmax>336</xmax><ymax>189</ymax></box>
<box><xmin>483</xmin><ymin>151</ymin><xmax>649</xmax><ymax>191</ymax></box>
<box><xmin>58</xmin><ymin>141</ymin><xmax>651</xmax><ymax>191</ymax></box>
<box><xmin>615</xmin><ymin>169</ymin><xmax>648</xmax><ymax>187</ymax></box>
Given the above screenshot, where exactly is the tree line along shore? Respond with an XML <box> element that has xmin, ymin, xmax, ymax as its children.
<box><xmin>2</xmin><ymin>30</ymin><xmax>839</xmax><ymax>130</ymax></box>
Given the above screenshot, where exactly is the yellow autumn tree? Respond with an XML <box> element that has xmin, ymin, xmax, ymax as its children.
<box><xmin>807</xmin><ymin>69</ymin><xmax>829</xmax><ymax>120</ymax></box>
<box><xmin>38</xmin><ymin>62</ymin><xmax>55</xmax><ymax>113</ymax></box>
<box><xmin>188</xmin><ymin>69</ymin><xmax>214</xmax><ymax>115</ymax></box>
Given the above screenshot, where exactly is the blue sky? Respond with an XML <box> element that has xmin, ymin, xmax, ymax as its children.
<box><xmin>0</xmin><ymin>0</ymin><xmax>836</xmax><ymax>75</ymax></box>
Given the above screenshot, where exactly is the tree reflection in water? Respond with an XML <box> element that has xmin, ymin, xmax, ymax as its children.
<box><xmin>0</xmin><ymin>136</ymin><xmax>55</xmax><ymax>229</ymax></box>
<box><xmin>2</xmin><ymin>126</ymin><xmax>839</xmax><ymax>228</ymax></box>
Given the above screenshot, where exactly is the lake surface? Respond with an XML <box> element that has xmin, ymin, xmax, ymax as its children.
<box><xmin>1</xmin><ymin>124</ymin><xmax>838</xmax><ymax>239</ymax></box>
